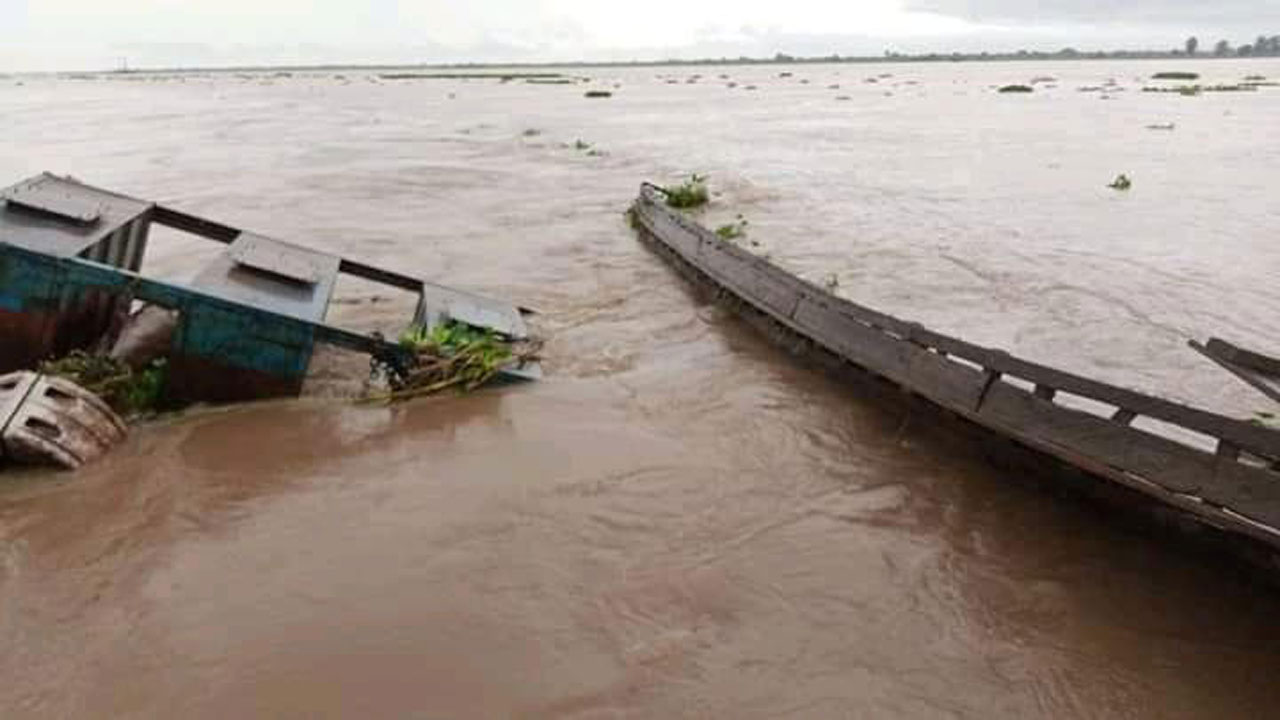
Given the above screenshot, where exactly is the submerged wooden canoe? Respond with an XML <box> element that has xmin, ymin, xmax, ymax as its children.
<box><xmin>630</xmin><ymin>184</ymin><xmax>1280</xmax><ymax>565</ymax></box>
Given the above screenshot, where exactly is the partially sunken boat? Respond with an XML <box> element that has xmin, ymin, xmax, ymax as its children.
<box><xmin>630</xmin><ymin>184</ymin><xmax>1280</xmax><ymax>566</ymax></box>
<box><xmin>0</xmin><ymin>173</ymin><xmax>538</xmax><ymax>466</ymax></box>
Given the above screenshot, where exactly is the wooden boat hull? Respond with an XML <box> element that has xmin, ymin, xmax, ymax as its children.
<box><xmin>630</xmin><ymin>184</ymin><xmax>1280</xmax><ymax>565</ymax></box>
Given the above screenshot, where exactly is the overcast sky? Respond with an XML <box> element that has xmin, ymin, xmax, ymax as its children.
<box><xmin>2</xmin><ymin>0</ymin><xmax>1277</xmax><ymax>71</ymax></box>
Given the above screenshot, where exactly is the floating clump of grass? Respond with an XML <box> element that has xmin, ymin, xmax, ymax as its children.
<box><xmin>1152</xmin><ymin>71</ymin><xmax>1200</xmax><ymax>81</ymax></box>
<box><xmin>715</xmin><ymin>215</ymin><xmax>749</xmax><ymax>241</ymax></box>
<box><xmin>659</xmin><ymin>174</ymin><xmax>710</xmax><ymax>209</ymax></box>
<box><xmin>365</xmin><ymin>320</ymin><xmax>541</xmax><ymax>403</ymax></box>
<box><xmin>1252</xmin><ymin>412</ymin><xmax>1279</xmax><ymax>430</ymax></box>
<box><xmin>1108</xmin><ymin>174</ymin><xmax>1132</xmax><ymax>190</ymax></box>
<box><xmin>584</xmin><ymin>90</ymin><xmax>613</xmax><ymax>98</ymax></box>
<box><xmin>40</xmin><ymin>351</ymin><xmax>168</xmax><ymax>418</ymax></box>
<box><xmin>998</xmin><ymin>84</ymin><xmax>1034</xmax><ymax>93</ymax></box>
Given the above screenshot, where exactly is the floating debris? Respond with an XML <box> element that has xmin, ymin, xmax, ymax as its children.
<box><xmin>657</xmin><ymin>175</ymin><xmax>710</xmax><ymax>209</ymax></box>
<box><xmin>1152</xmin><ymin>71</ymin><xmax>1200</xmax><ymax>80</ymax></box>
<box><xmin>715</xmin><ymin>216</ymin><xmax>749</xmax><ymax>241</ymax></box>
<box><xmin>364</xmin><ymin>321</ymin><xmax>542</xmax><ymax>404</ymax></box>
<box><xmin>1109</xmin><ymin>174</ymin><xmax>1133</xmax><ymax>191</ymax></box>
<box><xmin>40</xmin><ymin>351</ymin><xmax>167</xmax><ymax>419</ymax></box>
<box><xmin>998</xmin><ymin>84</ymin><xmax>1034</xmax><ymax>94</ymax></box>
<box><xmin>0</xmin><ymin>371</ymin><xmax>128</xmax><ymax>470</ymax></box>
<box><xmin>1143</xmin><ymin>84</ymin><xmax>1257</xmax><ymax>95</ymax></box>
<box><xmin>584</xmin><ymin>90</ymin><xmax>613</xmax><ymax>98</ymax></box>
<box><xmin>1146</xmin><ymin>122</ymin><xmax>1176</xmax><ymax>131</ymax></box>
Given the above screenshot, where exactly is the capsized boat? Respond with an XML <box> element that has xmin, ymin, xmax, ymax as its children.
<box><xmin>0</xmin><ymin>173</ymin><xmax>540</xmax><ymax>405</ymax></box>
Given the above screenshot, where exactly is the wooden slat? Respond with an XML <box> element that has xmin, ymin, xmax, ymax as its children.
<box><xmin>152</xmin><ymin>204</ymin><xmax>240</xmax><ymax>243</ymax></box>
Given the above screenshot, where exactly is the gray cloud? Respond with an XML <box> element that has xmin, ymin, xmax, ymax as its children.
<box><xmin>905</xmin><ymin>0</ymin><xmax>1280</xmax><ymax>27</ymax></box>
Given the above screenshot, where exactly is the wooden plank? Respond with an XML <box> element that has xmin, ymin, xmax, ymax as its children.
<box><xmin>906</xmin><ymin>349</ymin><xmax>989</xmax><ymax>413</ymax></box>
<box><xmin>792</xmin><ymin>297</ymin><xmax>913</xmax><ymax>386</ymax></box>
<box><xmin>1204</xmin><ymin>460</ymin><xmax>1280</xmax><ymax>530</ymax></box>
<box><xmin>1206</xmin><ymin>338</ymin><xmax>1280</xmax><ymax>376</ymax></box>
<box><xmin>978</xmin><ymin>382</ymin><xmax>1213</xmax><ymax>495</ymax></box>
<box><xmin>1191</xmin><ymin>339</ymin><xmax>1280</xmax><ymax>404</ymax></box>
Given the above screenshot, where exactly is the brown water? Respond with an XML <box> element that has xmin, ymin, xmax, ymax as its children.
<box><xmin>3</xmin><ymin>60</ymin><xmax>1280</xmax><ymax>718</ymax></box>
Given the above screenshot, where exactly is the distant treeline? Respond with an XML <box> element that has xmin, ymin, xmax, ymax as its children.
<box><xmin>63</xmin><ymin>33</ymin><xmax>1280</xmax><ymax>77</ymax></box>
<box><xmin>1179</xmin><ymin>35</ymin><xmax>1280</xmax><ymax>58</ymax></box>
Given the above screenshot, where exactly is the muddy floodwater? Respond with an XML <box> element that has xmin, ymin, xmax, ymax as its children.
<box><xmin>3</xmin><ymin>59</ymin><xmax>1280</xmax><ymax>717</ymax></box>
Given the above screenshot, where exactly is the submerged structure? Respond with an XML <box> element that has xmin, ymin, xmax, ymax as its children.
<box><xmin>0</xmin><ymin>173</ymin><xmax>538</xmax><ymax>407</ymax></box>
<box><xmin>630</xmin><ymin>183</ymin><xmax>1280</xmax><ymax>567</ymax></box>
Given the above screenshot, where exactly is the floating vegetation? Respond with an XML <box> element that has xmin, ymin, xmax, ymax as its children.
<box><xmin>998</xmin><ymin>84</ymin><xmax>1034</xmax><ymax>93</ymax></box>
<box><xmin>715</xmin><ymin>216</ymin><xmax>749</xmax><ymax>241</ymax></box>
<box><xmin>1244</xmin><ymin>74</ymin><xmax>1268</xmax><ymax>81</ymax></box>
<box><xmin>658</xmin><ymin>174</ymin><xmax>710</xmax><ymax>209</ymax></box>
<box><xmin>1254</xmin><ymin>412</ymin><xmax>1279</xmax><ymax>430</ymax></box>
<box><xmin>571</xmin><ymin>140</ymin><xmax>606</xmax><ymax>157</ymax></box>
<box><xmin>1142</xmin><ymin>84</ymin><xmax>1257</xmax><ymax>95</ymax></box>
<box><xmin>584</xmin><ymin>90</ymin><xmax>613</xmax><ymax>98</ymax></box>
<box><xmin>522</xmin><ymin>128</ymin><xmax>542</xmax><ymax>137</ymax></box>
<box><xmin>526</xmin><ymin>78</ymin><xmax>576</xmax><ymax>85</ymax></box>
<box><xmin>1146</xmin><ymin>122</ymin><xmax>1176</xmax><ymax>130</ymax></box>
<box><xmin>366</xmin><ymin>321</ymin><xmax>541</xmax><ymax>403</ymax></box>
<box><xmin>40</xmin><ymin>351</ymin><xmax>168</xmax><ymax>418</ymax></box>
<box><xmin>380</xmin><ymin>72</ymin><xmax>565</xmax><ymax>81</ymax></box>
<box><xmin>835</xmin><ymin>95</ymin><xmax>852</xmax><ymax>101</ymax></box>
<box><xmin>1108</xmin><ymin>174</ymin><xmax>1133</xmax><ymax>191</ymax></box>
<box><xmin>823</xmin><ymin>273</ymin><xmax>840</xmax><ymax>291</ymax></box>
<box><xmin>1152</xmin><ymin>71</ymin><xmax>1200</xmax><ymax>80</ymax></box>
